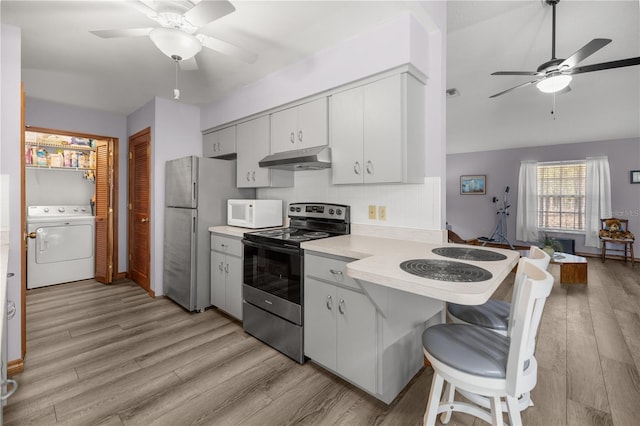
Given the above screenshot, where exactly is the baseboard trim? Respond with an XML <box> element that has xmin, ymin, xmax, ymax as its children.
<box><xmin>114</xmin><ymin>272</ymin><xmax>127</xmax><ymax>280</ymax></box>
<box><xmin>8</xmin><ymin>358</ymin><xmax>24</xmax><ymax>376</ymax></box>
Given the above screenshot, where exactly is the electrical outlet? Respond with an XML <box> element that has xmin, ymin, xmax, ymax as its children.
<box><xmin>368</xmin><ymin>205</ymin><xmax>377</xmax><ymax>220</ymax></box>
<box><xmin>378</xmin><ymin>206</ymin><xmax>387</xmax><ymax>221</ymax></box>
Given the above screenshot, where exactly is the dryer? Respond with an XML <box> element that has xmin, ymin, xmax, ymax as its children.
<box><xmin>27</xmin><ymin>205</ymin><xmax>95</xmax><ymax>289</ymax></box>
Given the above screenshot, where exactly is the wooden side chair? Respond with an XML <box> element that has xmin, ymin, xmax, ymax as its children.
<box><xmin>422</xmin><ymin>258</ymin><xmax>554</xmax><ymax>425</ymax></box>
<box><xmin>599</xmin><ymin>218</ymin><xmax>635</xmax><ymax>267</ymax></box>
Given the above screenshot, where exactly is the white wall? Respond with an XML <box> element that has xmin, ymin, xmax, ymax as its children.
<box><xmin>127</xmin><ymin>97</ymin><xmax>202</xmax><ymax>295</ymax></box>
<box><xmin>200</xmin><ymin>10</ymin><xmax>447</xmax><ymax>231</ymax></box>
<box><xmin>0</xmin><ymin>23</ymin><xmax>23</xmax><ymax>362</ymax></box>
<box><xmin>25</xmin><ymin>169</ymin><xmax>95</xmax><ymax>206</ymax></box>
<box><xmin>152</xmin><ymin>98</ymin><xmax>201</xmax><ymax>295</ymax></box>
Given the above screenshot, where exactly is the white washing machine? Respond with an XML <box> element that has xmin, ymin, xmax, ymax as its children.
<box><xmin>27</xmin><ymin>205</ymin><xmax>95</xmax><ymax>289</ymax></box>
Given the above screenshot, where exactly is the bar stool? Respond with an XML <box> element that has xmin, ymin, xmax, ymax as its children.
<box><xmin>422</xmin><ymin>258</ymin><xmax>554</xmax><ymax>425</ymax></box>
<box><xmin>447</xmin><ymin>246</ymin><xmax>550</xmax><ymax>336</ymax></box>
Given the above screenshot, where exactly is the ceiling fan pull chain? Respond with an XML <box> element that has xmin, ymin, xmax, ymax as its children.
<box><xmin>173</xmin><ymin>55</ymin><xmax>181</xmax><ymax>100</ymax></box>
<box><xmin>551</xmin><ymin>92</ymin><xmax>557</xmax><ymax>120</ymax></box>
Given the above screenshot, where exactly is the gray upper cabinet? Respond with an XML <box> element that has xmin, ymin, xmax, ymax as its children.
<box><xmin>203</xmin><ymin>126</ymin><xmax>236</xmax><ymax>159</ymax></box>
<box><xmin>270</xmin><ymin>98</ymin><xmax>328</xmax><ymax>154</ymax></box>
<box><xmin>331</xmin><ymin>73</ymin><xmax>425</xmax><ymax>184</ymax></box>
<box><xmin>236</xmin><ymin>116</ymin><xmax>293</xmax><ymax>188</ymax></box>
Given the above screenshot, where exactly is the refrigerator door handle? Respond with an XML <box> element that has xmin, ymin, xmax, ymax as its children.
<box><xmin>193</xmin><ymin>182</ymin><xmax>196</xmax><ymax>200</ymax></box>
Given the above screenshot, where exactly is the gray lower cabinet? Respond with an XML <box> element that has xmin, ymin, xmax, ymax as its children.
<box><xmin>304</xmin><ymin>254</ymin><xmax>377</xmax><ymax>394</ymax></box>
<box><xmin>304</xmin><ymin>251</ymin><xmax>446</xmax><ymax>404</ymax></box>
<box><xmin>210</xmin><ymin>233</ymin><xmax>243</xmax><ymax>320</ymax></box>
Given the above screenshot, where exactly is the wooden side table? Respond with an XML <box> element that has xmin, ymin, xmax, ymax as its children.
<box><xmin>551</xmin><ymin>253</ymin><xmax>588</xmax><ymax>284</ymax></box>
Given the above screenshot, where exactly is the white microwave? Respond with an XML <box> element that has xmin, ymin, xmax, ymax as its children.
<box><xmin>227</xmin><ymin>199</ymin><xmax>283</xmax><ymax>229</ymax></box>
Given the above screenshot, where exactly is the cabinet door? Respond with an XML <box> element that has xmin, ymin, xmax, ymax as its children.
<box><xmin>297</xmin><ymin>98</ymin><xmax>328</xmax><ymax>150</ymax></box>
<box><xmin>216</xmin><ymin>126</ymin><xmax>236</xmax><ymax>158</ymax></box>
<box><xmin>210</xmin><ymin>251</ymin><xmax>226</xmax><ymax>308</ymax></box>
<box><xmin>336</xmin><ymin>287</ymin><xmax>377</xmax><ymax>394</ymax></box>
<box><xmin>236</xmin><ymin>116</ymin><xmax>271</xmax><ymax>188</ymax></box>
<box><xmin>203</xmin><ymin>132</ymin><xmax>218</xmax><ymax>157</ymax></box>
<box><xmin>304</xmin><ymin>278</ymin><xmax>337</xmax><ymax>370</ymax></box>
<box><xmin>225</xmin><ymin>255</ymin><xmax>243</xmax><ymax>320</ymax></box>
<box><xmin>331</xmin><ymin>87</ymin><xmax>364</xmax><ymax>184</ymax></box>
<box><xmin>363</xmin><ymin>75</ymin><xmax>402</xmax><ymax>183</ymax></box>
<box><xmin>270</xmin><ymin>107</ymin><xmax>298</xmax><ymax>154</ymax></box>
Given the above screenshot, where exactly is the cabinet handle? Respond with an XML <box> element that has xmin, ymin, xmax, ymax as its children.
<box><xmin>326</xmin><ymin>295</ymin><xmax>333</xmax><ymax>310</ymax></box>
<box><xmin>246</xmin><ymin>172</ymin><xmax>251</xmax><ymax>181</ymax></box>
<box><xmin>338</xmin><ymin>298</ymin><xmax>345</xmax><ymax>315</ymax></box>
<box><xmin>365</xmin><ymin>160</ymin><xmax>373</xmax><ymax>175</ymax></box>
<box><xmin>329</xmin><ymin>269</ymin><xmax>342</xmax><ymax>276</ymax></box>
<box><xmin>217</xmin><ymin>142</ymin><xmax>221</xmax><ymax>151</ymax></box>
<box><xmin>224</xmin><ymin>264</ymin><xmax>229</xmax><ymax>274</ymax></box>
<box><xmin>353</xmin><ymin>161</ymin><xmax>361</xmax><ymax>175</ymax></box>
<box><xmin>290</xmin><ymin>132</ymin><xmax>295</xmax><ymax>143</ymax></box>
<box><xmin>219</xmin><ymin>261</ymin><xmax>224</xmax><ymax>271</ymax></box>
<box><xmin>251</xmin><ymin>171</ymin><xmax>256</xmax><ymax>181</ymax></box>
<box><xmin>298</xmin><ymin>130</ymin><xmax>303</xmax><ymax>142</ymax></box>
<box><xmin>220</xmin><ymin>243</ymin><xmax>227</xmax><ymax>249</ymax></box>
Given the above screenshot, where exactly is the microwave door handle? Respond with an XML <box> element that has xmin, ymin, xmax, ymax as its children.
<box><xmin>242</xmin><ymin>239</ymin><xmax>300</xmax><ymax>256</ymax></box>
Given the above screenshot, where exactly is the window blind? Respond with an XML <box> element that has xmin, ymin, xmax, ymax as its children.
<box><xmin>537</xmin><ymin>161</ymin><xmax>586</xmax><ymax>231</ymax></box>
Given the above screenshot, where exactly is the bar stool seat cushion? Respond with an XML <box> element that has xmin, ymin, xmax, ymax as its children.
<box><xmin>447</xmin><ymin>299</ymin><xmax>510</xmax><ymax>331</ymax></box>
<box><xmin>423</xmin><ymin>323</ymin><xmax>510</xmax><ymax>379</ymax></box>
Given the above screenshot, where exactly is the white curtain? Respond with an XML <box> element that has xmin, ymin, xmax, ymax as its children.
<box><xmin>585</xmin><ymin>156</ymin><xmax>612</xmax><ymax>248</ymax></box>
<box><xmin>516</xmin><ymin>160</ymin><xmax>539</xmax><ymax>242</ymax></box>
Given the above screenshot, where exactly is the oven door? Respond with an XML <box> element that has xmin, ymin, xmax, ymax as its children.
<box><xmin>242</xmin><ymin>239</ymin><xmax>302</xmax><ymax>323</ymax></box>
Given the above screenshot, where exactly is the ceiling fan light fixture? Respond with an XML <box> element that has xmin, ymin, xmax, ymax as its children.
<box><xmin>536</xmin><ymin>74</ymin><xmax>572</xmax><ymax>93</ymax></box>
<box><xmin>149</xmin><ymin>27</ymin><xmax>202</xmax><ymax>61</ymax></box>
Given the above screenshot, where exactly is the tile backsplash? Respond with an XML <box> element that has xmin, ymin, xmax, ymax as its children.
<box><xmin>258</xmin><ymin>169</ymin><xmax>441</xmax><ymax>230</ymax></box>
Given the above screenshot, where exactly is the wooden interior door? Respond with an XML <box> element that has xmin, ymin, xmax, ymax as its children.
<box><xmin>128</xmin><ymin>128</ymin><xmax>151</xmax><ymax>292</ymax></box>
<box><xmin>94</xmin><ymin>139</ymin><xmax>114</xmax><ymax>283</ymax></box>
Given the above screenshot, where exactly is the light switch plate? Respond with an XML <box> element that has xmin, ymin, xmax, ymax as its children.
<box><xmin>368</xmin><ymin>205</ymin><xmax>377</xmax><ymax>220</ymax></box>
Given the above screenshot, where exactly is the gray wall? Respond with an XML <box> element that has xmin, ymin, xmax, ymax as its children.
<box><xmin>447</xmin><ymin>138</ymin><xmax>640</xmax><ymax>257</ymax></box>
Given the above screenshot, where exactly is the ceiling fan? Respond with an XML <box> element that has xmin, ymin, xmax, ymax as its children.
<box><xmin>91</xmin><ymin>0</ymin><xmax>257</xmax><ymax>71</ymax></box>
<box><xmin>490</xmin><ymin>0</ymin><xmax>640</xmax><ymax>98</ymax></box>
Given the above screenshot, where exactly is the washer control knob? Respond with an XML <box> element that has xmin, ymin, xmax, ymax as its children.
<box><xmin>43</xmin><ymin>208</ymin><xmax>49</xmax><ymax>212</ymax></box>
<box><xmin>58</xmin><ymin>207</ymin><xmax>66</xmax><ymax>213</ymax></box>
<box><xmin>80</xmin><ymin>207</ymin><xmax>86</xmax><ymax>212</ymax></box>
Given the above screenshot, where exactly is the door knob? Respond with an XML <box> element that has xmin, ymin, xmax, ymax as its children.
<box><xmin>141</xmin><ymin>217</ymin><xmax>149</xmax><ymax>223</ymax></box>
<box><xmin>26</xmin><ymin>232</ymin><xmax>36</xmax><ymax>239</ymax></box>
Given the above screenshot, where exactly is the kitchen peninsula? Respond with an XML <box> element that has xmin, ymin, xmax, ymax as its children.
<box><xmin>301</xmin><ymin>233</ymin><xmax>519</xmax><ymax>404</ymax></box>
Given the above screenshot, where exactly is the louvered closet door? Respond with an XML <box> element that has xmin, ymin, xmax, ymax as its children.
<box><xmin>128</xmin><ymin>128</ymin><xmax>151</xmax><ymax>291</ymax></box>
<box><xmin>95</xmin><ymin>139</ymin><xmax>114</xmax><ymax>283</ymax></box>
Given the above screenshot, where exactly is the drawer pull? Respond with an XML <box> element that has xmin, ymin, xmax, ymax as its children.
<box><xmin>329</xmin><ymin>269</ymin><xmax>343</xmax><ymax>276</ymax></box>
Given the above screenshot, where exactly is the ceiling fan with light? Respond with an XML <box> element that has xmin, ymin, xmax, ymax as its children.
<box><xmin>90</xmin><ymin>0</ymin><xmax>257</xmax><ymax>71</ymax></box>
<box><xmin>490</xmin><ymin>0</ymin><xmax>640</xmax><ymax>98</ymax></box>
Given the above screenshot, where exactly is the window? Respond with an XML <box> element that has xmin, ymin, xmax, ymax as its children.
<box><xmin>537</xmin><ymin>161</ymin><xmax>586</xmax><ymax>231</ymax></box>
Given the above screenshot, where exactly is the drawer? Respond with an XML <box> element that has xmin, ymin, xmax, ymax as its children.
<box><xmin>211</xmin><ymin>234</ymin><xmax>243</xmax><ymax>257</ymax></box>
<box><xmin>305</xmin><ymin>254</ymin><xmax>359</xmax><ymax>291</ymax></box>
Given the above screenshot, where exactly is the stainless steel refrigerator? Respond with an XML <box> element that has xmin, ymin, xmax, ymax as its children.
<box><xmin>163</xmin><ymin>156</ymin><xmax>254</xmax><ymax>312</ymax></box>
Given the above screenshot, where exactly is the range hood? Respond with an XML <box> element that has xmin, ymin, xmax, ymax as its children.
<box><xmin>258</xmin><ymin>145</ymin><xmax>331</xmax><ymax>170</ymax></box>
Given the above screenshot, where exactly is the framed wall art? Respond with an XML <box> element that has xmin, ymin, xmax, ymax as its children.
<box><xmin>460</xmin><ymin>175</ymin><xmax>486</xmax><ymax>195</ymax></box>
<box><xmin>631</xmin><ymin>170</ymin><xmax>640</xmax><ymax>184</ymax></box>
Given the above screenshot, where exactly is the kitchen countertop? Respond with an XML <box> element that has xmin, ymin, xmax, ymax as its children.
<box><xmin>209</xmin><ymin>225</ymin><xmax>286</xmax><ymax>239</ymax></box>
<box><xmin>302</xmin><ymin>234</ymin><xmax>519</xmax><ymax>305</ymax></box>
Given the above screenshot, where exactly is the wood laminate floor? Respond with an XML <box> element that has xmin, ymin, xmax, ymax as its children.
<box><xmin>4</xmin><ymin>258</ymin><xmax>640</xmax><ymax>425</ymax></box>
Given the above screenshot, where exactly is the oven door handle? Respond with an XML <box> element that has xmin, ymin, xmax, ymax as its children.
<box><xmin>242</xmin><ymin>239</ymin><xmax>301</xmax><ymax>256</ymax></box>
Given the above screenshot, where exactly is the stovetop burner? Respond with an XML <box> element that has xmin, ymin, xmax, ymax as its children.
<box><xmin>399</xmin><ymin>259</ymin><xmax>493</xmax><ymax>282</ymax></box>
<box><xmin>243</xmin><ymin>203</ymin><xmax>351</xmax><ymax>249</ymax></box>
<box><xmin>432</xmin><ymin>247</ymin><xmax>507</xmax><ymax>262</ymax></box>
<box><xmin>304</xmin><ymin>232</ymin><xmax>329</xmax><ymax>238</ymax></box>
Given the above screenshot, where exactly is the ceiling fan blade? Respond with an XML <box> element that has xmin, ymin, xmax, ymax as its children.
<box><xmin>491</xmin><ymin>71</ymin><xmax>539</xmax><ymax>76</ymax></box>
<box><xmin>90</xmin><ymin>28</ymin><xmax>153</xmax><ymax>38</ymax></box>
<box><xmin>185</xmin><ymin>0</ymin><xmax>235</xmax><ymax>27</ymax></box>
<box><xmin>130</xmin><ymin>1</ymin><xmax>161</xmax><ymax>23</ymax></box>
<box><xmin>489</xmin><ymin>80</ymin><xmax>539</xmax><ymax>98</ymax></box>
<box><xmin>559</xmin><ymin>38</ymin><xmax>611</xmax><ymax>70</ymax></box>
<box><xmin>197</xmin><ymin>34</ymin><xmax>257</xmax><ymax>63</ymax></box>
<box><xmin>568</xmin><ymin>56</ymin><xmax>640</xmax><ymax>74</ymax></box>
<box><xmin>179</xmin><ymin>57</ymin><xmax>199</xmax><ymax>71</ymax></box>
